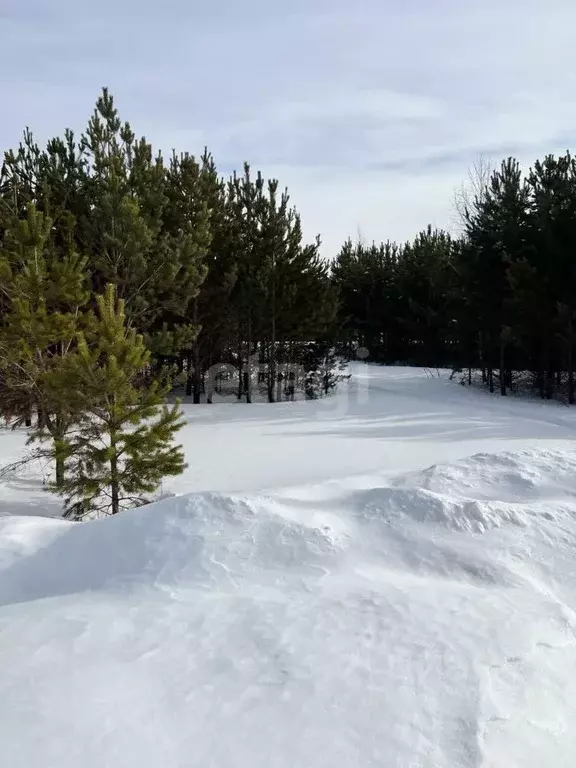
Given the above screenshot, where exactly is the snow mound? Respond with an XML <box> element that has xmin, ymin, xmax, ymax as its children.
<box><xmin>407</xmin><ymin>447</ymin><xmax>576</xmax><ymax>503</ymax></box>
<box><xmin>3</xmin><ymin>448</ymin><xmax>576</xmax><ymax>767</ymax></box>
<box><xmin>349</xmin><ymin>485</ymin><xmax>528</xmax><ymax>533</ymax></box>
<box><xmin>0</xmin><ymin>515</ymin><xmax>68</xmax><ymax>571</ymax></box>
<box><xmin>0</xmin><ymin>492</ymin><xmax>345</xmax><ymax>608</ymax></box>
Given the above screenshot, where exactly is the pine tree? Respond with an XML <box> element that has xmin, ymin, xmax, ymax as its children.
<box><xmin>180</xmin><ymin>150</ymin><xmax>237</xmax><ymax>402</ymax></box>
<box><xmin>0</xmin><ymin>202</ymin><xmax>89</xmax><ymax>485</ymax></box>
<box><xmin>329</xmin><ymin>151</ymin><xmax>576</xmax><ymax>404</ymax></box>
<box><xmin>162</xmin><ymin>149</ymin><xmax>213</xmax><ymax>397</ymax></box>
<box><xmin>332</xmin><ymin>239</ymin><xmax>403</xmax><ymax>363</ymax></box>
<box><xmin>78</xmin><ymin>89</ymin><xmax>209</xmax><ymax>349</ymax></box>
<box><xmin>51</xmin><ymin>284</ymin><xmax>187</xmax><ymax>518</ymax></box>
<box><xmin>1</xmin><ymin>88</ymin><xmax>353</xmax><ymax>420</ymax></box>
<box><xmin>230</xmin><ymin>164</ymin><xmax>267</xmax><ymax>403</ymax></box>
<box><xmin>464</xmin><ymin>158</ymin><xmax>532</xmax><ymax>395</ymax></box>
<box><xmin>397</xmin><ymin>227</ymin><xmax>456</xmax><ymax>367</ymax></box>
<box><xmin>523</xmin><ymin>153</ymin><xmax>576</xmax><ymax>400</ymax></box>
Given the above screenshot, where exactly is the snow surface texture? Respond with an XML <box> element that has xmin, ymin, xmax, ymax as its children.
<box><xmin>2</xmin><ymin>365</ymin><xmax>576</xmax><ymax>767</ymax></box>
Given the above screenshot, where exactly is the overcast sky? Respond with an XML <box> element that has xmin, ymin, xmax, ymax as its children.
<box><xmin>2</xmin><ymin>0</ymin><xmax>576</xmax><ymax>255</ymax></box>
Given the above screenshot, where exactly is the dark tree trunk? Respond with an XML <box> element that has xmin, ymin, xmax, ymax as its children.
<box><xmin>193</xmin><ymin>360</ymin><xmax>201</xmax><ymax>404</ymax></box>
<box><xmin>324</xmin><ymin>363</ymin><xmax>331</xmax><ymax>396</ymax></box>
<box><xmin>499</xmin><ymin>338</ymin><xmax>507</xmax><ymax>396</ymax></box>
<box><xmin>545</xmin><ymin>370</ymin><xmax>554</xmax><ymax>400</ymax></box>
<box><xmin>478</xmin><ymin>331</ymin><xmax>486</xmax><ymax>384</ymax></box>
<box><xmin>185</xmin><ymin>354</ymin><xmax>193</xmax><ymax>397</ymax></box>
<box><xmin>569</xmin><ymin>347</ymin><xmax>575</xmax><ymax>406</ymax></box>
<box><xmin>192</xmin><ymin>298</ymin><xmax>201</xmax><ymax>404</ymax></box>
<box><xmin>55</xmin><ymin>456</ymin><xmax>65</xmax><ymax>488</ymax></box>
<box><xmin>267</xmin><ymin>340</ymin><xmax>276</xmax><ymax>404</ymax></box>
<box><xmin>110</xmin><ymin>430</ymin><xmax>119</xmax><ymax>515</ymax></box>
<box><xmin>237</xmin><ymin>333</ymin><xmax>244</xmax><ymax>400</ymax></box>
<box><xmin>544</xmin><ymin>342</ymin><xmax>553</xmax><ymax>400</ymax></box>
<box><xmin>538</xmin><ymin>369</ymin><xmax>545</xmax><ymax>400</ymax></box>
<box><xmin>237</xmin><ymin>361</ymin><xmax>244</xmax><ymax>399</ymax></box>
<box><xmin>246</xmin><ymin>319</ymin><xmax>252</xmax><ymax>404</ymax></box>
<box><xmin>539</xmin><ymin>339</ymin><xmax>548</xmax><ymax>399</ymax></box>
<box><xmin>568</xmin><ymin>322</ymin><xmax>575</xmax><ymax>405</ymax></box>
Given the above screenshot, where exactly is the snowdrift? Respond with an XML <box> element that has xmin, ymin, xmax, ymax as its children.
<box><xmin>2</xmin><ymin>448</ymin><xmax>576</xmax><ymax>767</ymax></box>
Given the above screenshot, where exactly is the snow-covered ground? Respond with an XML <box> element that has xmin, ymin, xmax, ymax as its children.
<box><xmin>2</xmin><ymin>364</ymin><xmax>576</xmax><ymax>767</ymax></box>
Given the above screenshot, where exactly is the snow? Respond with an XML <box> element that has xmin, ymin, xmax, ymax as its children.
<box><xmin>2</xmin><ymin>364</ymin><xmax>576</xmax><ymax>767</ymax></box>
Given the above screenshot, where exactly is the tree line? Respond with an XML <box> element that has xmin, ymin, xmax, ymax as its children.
<box><xmin>332</xmin><ymin>153</ymin><xmax>576</xmax><ymax>404</ymax></box>
<box><xmin>0</xmin><ymin>89</ymin><xmax>340</xmax><ymax>517</ymax></box>
<box><xmin>4</xmin><ymin>88</ymin><xmax>574</xmax><ymax>519</ymax></box>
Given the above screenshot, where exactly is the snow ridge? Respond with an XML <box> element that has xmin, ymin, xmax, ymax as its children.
<box><xmin>2</xmin><ymin>447</ymin><xmax>576</xmax><ymax>766</ymax></box>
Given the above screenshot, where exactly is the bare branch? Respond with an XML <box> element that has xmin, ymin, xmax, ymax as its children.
<box><xmin>452</xmin><ymin>154</ymin><xmax>493</xmax><ymax>233</ymax></box>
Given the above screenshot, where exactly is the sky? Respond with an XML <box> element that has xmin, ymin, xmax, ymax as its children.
<box><xmin>2</xmin><ymin>0</ymin><xmax>576</xmax><ymax>256</ymax></box>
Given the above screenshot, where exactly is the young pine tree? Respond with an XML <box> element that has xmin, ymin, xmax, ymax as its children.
<box><xmin>52</xmin><ymin>284</ymin><xmax>187</xmax><ymax>518</ymax></box>
<box><xmin>0</xmin><ymin>203</ymin><xmax>89</xmax><ymax>486</ymax></box>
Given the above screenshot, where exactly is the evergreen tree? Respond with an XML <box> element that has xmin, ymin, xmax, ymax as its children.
<box><xmin>229</xmin><ymin>164</ymin><xmax>267</xmax><ymax>402</ymax></box>
<box><xmin>330</xmin><ymin>151</ymin><xmax>576</xmax><ymax>404</ymax></box>
<box><xmin>0</xmin><ymin>203</ymin><xmax>89</xmax><ymax>485</ymax></box>
<box><xmin>78</xmin><ymin>89</ymin><xmax>209</xmax><ymax>351</ymax></box>
<box><xmin>523</xmin><ymin>153</ymin><xmax>576</xmax><ymax>400</ymax></box>
<box><xmin>396</xmin><ymin>227</ymin><xmax>456</xmax><ymax>367</ymax></box>
<box><xmin>463</xmin><ymin>158</ymin><xmax>532</xmax><ymax>394</ymax></box>
<box><xmin>181</xmin><ymin>150</ymin><xmax>238</xmax><ymax>402</ymax></box>
<box><xmin>51</xmin><ymin>284</ymin><xmax>187</xmax><ymax>518</ymax></box>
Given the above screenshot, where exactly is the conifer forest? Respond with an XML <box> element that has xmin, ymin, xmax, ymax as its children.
<box><xmin>2</xmin><ymin>89</ymin><xmax>576</xmax><ymax>515</ymax></box>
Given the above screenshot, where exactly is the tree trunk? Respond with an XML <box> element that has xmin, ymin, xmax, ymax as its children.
<box><xmin>193</xmin><ymin>355</ymin><xmax>201</xmax><ymax>404</ymax></box>
<box><xmin>545</xmin><ymin>370</ymin><xmax>554</xmax><ymax>400</ymax></box>
<box><xmin>237</xmin><ymin>334</ymin><xmax>244</xmax><ymax>400</ymax></box>
<box><xmin>569</xmin><ymin>344</ymin><xmax>575</xmax><ymax>406</ymax></box>
<box><xmin>268</xmin><ymin>264</ymin><xmax>277</xmax><ymax>403</ymax></box>
<box><xmin>539</xmin><ymin>338</ymin><xmax>547</xmax><ymax>399</ymax></box>
<box><xmin>55</xmin><ymin>455</ymin><xmax>65</xmax><ymax>488</ymax></box>
<box><xmin>468</xmin><ymin>367</ymin><xmax>472</xmax><ymax>386</ymax></box>
<box><xmin>499</xmin><ymin>338</ymin><xmax>507</xmax><ymax>396</ymax></box>
<box><xmin>246</xmin><ymin>317</ymin><xmax>252</xmax><ymax>404</ymax></box>
<box><xmin>110</xmin><ymin>428</ymin><xmax>119</xmax><ymax>516</ymax></box>
<box><xmin>185</xmin><ymin>353</ymin><xmax>193</xmax><ymax>397</ymax></box>
<box><xmin>50</xmin><ymin>415</ymin><xmax>67</xmax><ymax>488</ymax></box>
<box><xmin>478</xmin><ymin>332</ymin><xmax>486</xmax><ymax>383</ymax></box>
<box><xmin>538</xmin><ymin>368</ymin><xmax>545</xmax><ymax>400</ymax></box>
<box><xmin>192</xmin><ymin>298</ymin><xmax>201</xmax><ymax>404</ymax></box>
<box><xmin>488</xmin><ymin>365</ymin><xmax>494</xmax><ymax>394</ymax></box>
<box><xmin>544</xmin><ymin>341</ymin><xmax>553</xmax><ymax>400</ymax></box>
<box><xmin>324</xmin><ymin>361</ymin><xmax>330</xmax><ymax>396</ymax></box>
<box><xmin>267</xmin><ymin>341</ymin><xmax>276</xmax><ymax>404</ymax></box>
